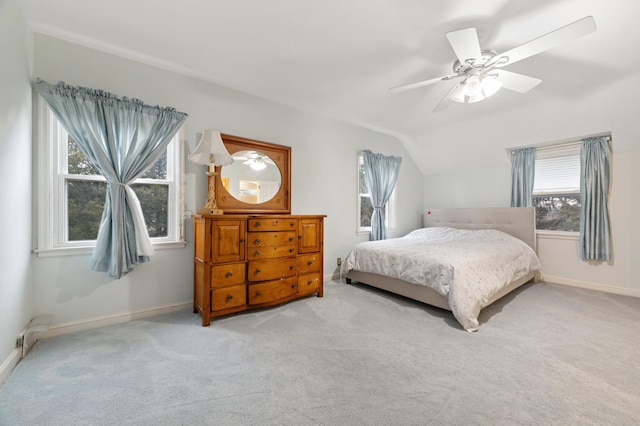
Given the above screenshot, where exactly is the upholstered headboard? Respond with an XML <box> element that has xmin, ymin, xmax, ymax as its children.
<box><xmin>423</xmin><ymin>207</ymin><xmax>536</xmax><ymax>251</ymax></box>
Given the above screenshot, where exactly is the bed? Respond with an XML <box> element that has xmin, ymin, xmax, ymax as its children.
<box><xmin>341</xmin><ymin>207</ymin><xmax>542</xmax><ymax>331</ymax></box>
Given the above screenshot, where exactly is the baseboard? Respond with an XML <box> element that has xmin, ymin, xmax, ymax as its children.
<box><xmin>327</xmin><ymin>272</ymin><xmax>345</xmax><ymax>283</ymax></box>
<box><xmin>41</xmin><ymin>302</ymin><xmax>192</xmax><ymax>339</ymax></box>
<box><xmin>543</xmin><ymin>275</ymin><xmax>640</xmax><ymax>298</ymax></box>
<box><xmin>0</xmin><ymin>348</ymin><xmax>22</xmax><ymax>385</ymax></box>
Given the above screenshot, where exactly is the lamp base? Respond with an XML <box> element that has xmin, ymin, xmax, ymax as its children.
<box><xmin>197</xmin><ymin>207</ymin><xmax>224</xmax><ymax>215</ymax></box>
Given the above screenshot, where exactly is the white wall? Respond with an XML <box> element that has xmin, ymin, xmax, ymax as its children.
<box><xmin>31</xmin><ymin>34</ymin><xmax>424</xmax><ymax>329</ymax></box>
<box><xmin>0</xmin><ymin>0</ymin><xmax>33</xmax><ymax>378</ymax></box>
<box><xmin>424</xmin><ymin>147</ymin><xmax>640</xmax><ymax>297</ymax></box>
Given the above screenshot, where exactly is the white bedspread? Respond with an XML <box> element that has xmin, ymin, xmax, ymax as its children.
<box><xmin>341</xmin><ymin>227</ymin><xmax>541</xmax><ymax>331</ymax></box>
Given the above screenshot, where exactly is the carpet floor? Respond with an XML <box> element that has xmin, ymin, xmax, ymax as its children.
<box><xmin>1</xmin><ymin>280</ymin><xmax>639</xmax><ymax>425</ymax></box>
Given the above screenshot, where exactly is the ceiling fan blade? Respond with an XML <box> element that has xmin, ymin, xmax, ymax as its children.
<box><xmin>433</xmin><ymin>83</ymin><xmax>464</xmax><ymax>112</ymax></box>
<box><xmin>389</xmin><ymin>74</ymin><xmax>461</xmax><ymax>93</ymax></box>
<box><xmin>446</xmin><ymin>27</ymin><xmax>482</xmax><ymax>64</ymax></box>
<box><xmin>494</xmin><ymin>70</ymin><xmax>542</xmax><ymax>93</ymax></box>
<box><xmin>494</xmin><ymin>16</ymin><xmax>596</xmax><ymax>67</ymax></box>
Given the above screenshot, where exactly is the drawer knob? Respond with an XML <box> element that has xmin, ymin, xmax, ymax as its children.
<box><xmin>256</xmin><ymin>268</ymin><xmax>261</xmax><ymax>274</ymax></box>
<box><xmin>226</xmin><ymin>295</ymin><xmax>233</xmax><ymax>301</ymax></box>
<box><xmin>292</xmin><ymin>283</ymin><xmax>297</xmax><ymax>288</ymax></box>
<box><xmin>254</xmin><ymin>238</ymin><xmax>260</xmax><ymax>243</ymax></box>
<box><xmin>289</xmin><ymin>248</ymin><xmax>295</xmax><ymax>253</ymax></box>
<box><xmin>255</xmin><ymin>221</ymin><xmax>261</xmax><ymax>227</ymax></box>
<box><xmin>256</xmin><ymin>291</ymin><xmax>262</xmax><ymax>296</ymax></box>
<box><xmin>290</xmin><ymin>221</ymin><xmax>295</xmax><ymax>227</ymax></box>
<box><xmin>307</xmin><ymin>260</ymin><xmax>313</xmax><ymax>265</ymax></box>
<box><xmin>290</xmin><ymin>265</ymin><xmax>295</xmax><ymax>270</ymax></box>
<box><xmin>226</xmin><ymin>271</ymin><xmax>233</xmax><ymax>277</ymax></box>
<box><xmin>254</xmin><ymin>251</ymin><xmax>260</xmax><ymax>256</ymax></box>
<box><xmin>307</xmin><ymin>280</ymin><xmax>313</xmax><ymax>285</ymax></box>
<box><xmin>289</xmin><ymin>237</ymin><xmax>294</xmax><ymax>242</ymax></box>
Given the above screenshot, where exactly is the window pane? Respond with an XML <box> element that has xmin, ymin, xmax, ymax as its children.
<box><xmin>533</xmin><ymin>194</ymin><xmax>581</xmax><ymax>232</ymax></box>
<box><xmin>68</xmin><ymin>136</ymin><xmax>101</xmax><ymax>175</ymax></box>
<box><xmin>360</xmin><ymin>195</ymin><xmax>372</xmax><ymax>227</ymax></box>
<box><xmin>67</xmin><ymin>179</ymin><xmax>107</xmax><ymax>241</ymax></box>
<box><xmin>132</xmin><ymin>183</ymin><xmax>169</xmax><ymax>237</ymax></box>
<box><xmin>358</xmin><ymin>161</ymin><xmax>368</xmax><ymax>194</ymax></box>
<box><xmin>141</xmin><ymin>150</ymin><xmax>167</xmax><ymax>179</ymax></box>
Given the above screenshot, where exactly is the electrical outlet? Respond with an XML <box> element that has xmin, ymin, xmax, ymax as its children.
<box><xmin>15</xmin><ymin>336</ymin><xmax>24</xmax><ymax>349</ymax></box>
<box><xmin>337</xmin><ymin>257</ymin><xmax>342</xmax><ymax>267</ymax></box>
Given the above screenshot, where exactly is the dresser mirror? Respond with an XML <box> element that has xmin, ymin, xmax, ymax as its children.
<box><xmin>215</xmin><ymin>134</ymin><xmax>291</xmax><ymax>214</ymax></box>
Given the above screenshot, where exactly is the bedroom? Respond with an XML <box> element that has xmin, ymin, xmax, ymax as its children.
<box><xmin>1</xmin><ymin>0</ymin><xmax>639</xmax><ymax>423</ymax></box>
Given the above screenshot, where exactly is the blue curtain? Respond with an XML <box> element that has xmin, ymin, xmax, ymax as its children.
<box><xmin>36</xmin><ymin>79</ymin><xmax>188</xmax><ymax>279</ymax></box>
<box><xmin>510</xmin><ymin>147</ymin><xmax>536</xmax><ymax>207</ymax></box>
<box><xmin>362</xmin><ymin>150</ymin><xmax>402</xmax><ymax>241</ymax></box>
<box><xmin>579</xmin><ymin>137</ymin><xmax>611</xmax><ymax>261</ymax></box>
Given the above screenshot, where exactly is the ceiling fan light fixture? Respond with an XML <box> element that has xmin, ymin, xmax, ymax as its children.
<box><xmin>455</xmin><ymin>72</ymin><xmax>503</xmax><ymax>104</ymax></box>
<box><xmin>249</xmin><ymin>158</ymin><xmax>267</xmax><ymax>171</ymax></box>
<box><xmin>480</xmin><ymin>74</ymin><xmax>503</xmax><ymax>98</ymax></box>
<box><xmin>463</xmin><ymin>74</ymin><xmax>482</xmax><ymax>97</ymax></box>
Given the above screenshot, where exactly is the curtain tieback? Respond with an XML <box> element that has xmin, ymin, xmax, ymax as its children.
<box><xmin>108</xmin><ymin>181</ymin><xmax>129</xmax><ymax>187</ymax></box>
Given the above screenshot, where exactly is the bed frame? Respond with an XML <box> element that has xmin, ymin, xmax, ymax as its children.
<box><xmin>345</xmin><ymin>207</ymin><xmax>538</xmax><ymax>312</ymax></box>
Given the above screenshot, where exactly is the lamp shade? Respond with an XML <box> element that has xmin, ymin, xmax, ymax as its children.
<box><xmin>188</xmin><ymin>130</ymin><xmax>234</xmax><ymax>166</ymax></box>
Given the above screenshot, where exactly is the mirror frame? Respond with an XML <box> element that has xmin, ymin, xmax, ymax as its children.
<box><xmin>215</xmin><ymin>133</ymin><xmax>291</xmax><ymax>214</ymax></box>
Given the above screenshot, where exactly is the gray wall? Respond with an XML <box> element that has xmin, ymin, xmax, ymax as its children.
<box><xmin>30</xmin><ymin>34</ymin><xmax>424</xmax><ymax>329</ymax></box>
<box><xmin>0</xmin><ymin>0</ymin><xmax>33</xmax><ymax>375</ymax></box>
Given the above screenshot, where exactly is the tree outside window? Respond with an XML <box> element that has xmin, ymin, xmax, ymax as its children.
<box><xmin>66</xmin><ymin>136</ymin><xmax>170</xmax><ymax>241</ymax></box>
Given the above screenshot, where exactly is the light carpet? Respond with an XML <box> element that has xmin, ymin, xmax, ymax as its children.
<box><xmin>1</xmin><ymin>280</ymin><xmax>639</xmax><ymax>425</ymax></box>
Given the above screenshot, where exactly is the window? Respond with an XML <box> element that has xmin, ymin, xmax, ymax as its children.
<box><xmin>357</xmin><ymin>152</ymin><xmax>396</xmax><ymax>233</ymax></box>
<box><xmin>532</xmin><ymin>143</ymin><xmax>581</xmax><ymax>233</ymax></box>
<box><xmin>36</xmin><ymin>101</ymin><xmax>185</xmax><ymax>256</ymax></box>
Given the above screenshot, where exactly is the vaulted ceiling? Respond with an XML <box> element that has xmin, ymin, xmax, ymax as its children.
<box><xmin>16</xmin><ymin>0</ymin><xmax>640</xmax><ymax>174</ymax></box>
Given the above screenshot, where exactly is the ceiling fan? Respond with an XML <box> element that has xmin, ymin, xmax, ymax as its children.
<box><xmin>232</xmin><ymin>151</ymin><xmax>274</xmax><ymax>171</ymax></box>
<box><xmin>390</xmin><ymin>16</ymin><xmax>597</xmax><ymax>112</ymax></box>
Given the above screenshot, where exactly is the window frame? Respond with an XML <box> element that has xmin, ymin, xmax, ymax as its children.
<box><xmin>531</xmin><ymin>142</ymin><xmax>581</xmax><ymax>236</ymax></box>
<box><xmin>36</xmin><ymin>99</ymin><xmax>186</xmax><ymax>257</ymax></box>
<box><xmin>356</xmin><ymin>152</ymin><xmax>397</xmax><ymax>234</ymax></box>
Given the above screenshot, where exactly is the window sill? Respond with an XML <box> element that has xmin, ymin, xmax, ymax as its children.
<box><xmin>357</xmin><ymin>227</ymin><xmax>396</xmax><ymax>236</ymax></box>
<box><xmin>34</xmin><ymin>240</ymin><xmax>187</xmax><ymax>258</ymax></box>
<box><xmin>536</xmin><ymin>230</ymin><xmax>579</xmax><ymax>241</ymax></box>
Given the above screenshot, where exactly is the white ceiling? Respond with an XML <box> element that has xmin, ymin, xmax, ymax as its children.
<box><xmin>16</xmin><ymin>0</ymin><xmax>640</xmax><ymax>175</ymax></box>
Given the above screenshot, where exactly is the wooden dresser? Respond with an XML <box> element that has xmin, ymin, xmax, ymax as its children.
<box><xmin>193</xmin><ymin>214</ymin><xmax>325</xmax><ymax>326</ymax></box>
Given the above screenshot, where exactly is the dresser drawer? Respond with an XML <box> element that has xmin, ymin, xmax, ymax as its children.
<box><xmin>248</xmin><ymin>218</ymin><xmax>298</xmax><ymax>231</ymax></box>
<box><xmin>210</xmin><ymin>263</ymin><xmax>246</xmax><ymax>288</ymax></box>
<box><xmin>211</xmin><ymin>285</ymin><xmax>246</xmax><ymax>311</ymax></box>
<box><xmin>248</xmin><ymin>277</ymin><xmax>297</xmax><ymax>305</ymax></box>
<box><xmin>248</xmin><ymin>231</ymin><xmax>297</xmax><ymax>248</ymax></box>
<box><xmin>297</xmin><ymin>273</ymin><xmax>321</xmax><ymax>295</ymax></box>
<box><xmin>248</xmin><ymin>258</ymin><xmax>297</xmax><ymax>281</ymax></box>
<box><xmin>297</xmin><ymin>253</ymin><xmax>321</xmax><ymax>274</ymax></box>
<box><xmin>248</xmin><ymin>244</ymin><xmax>297</xmax><ymax>260</ymax></box>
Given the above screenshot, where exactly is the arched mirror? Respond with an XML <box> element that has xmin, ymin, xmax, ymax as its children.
<box><xmin>215</xmin><ymin>134</ymin><xmax>291</xmax><ymax>214</ymax></box>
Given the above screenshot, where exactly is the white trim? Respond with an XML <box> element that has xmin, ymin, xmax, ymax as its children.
<box><xmin>0</xmin><ymin>348</ymin><xmax>22</xmax><ymax>385</ymax></box>
<box><xmin>543</xmin><ymin>276</ymin><xmax>640</xmax><ymax>298</ymax></box>
<box><xmin>33</xmin><ymin>239</ymin><xmax>187</xmax><ymax>258</ymax></box>
<box><xmin>536</xmin><ymin>230</ymin><xmax>579</xmax><ymax>240</ymax></box>
<box><xmin>40</xmin><ymin>302</ymin><xmax>193</xmax><ymax>339</ymax></box>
